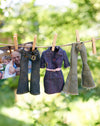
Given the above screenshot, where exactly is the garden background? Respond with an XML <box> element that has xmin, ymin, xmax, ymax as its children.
<box><xmin>0</xmin><ymin>0</ymin><xmax>100</xmax><ymax>125</ymax></box>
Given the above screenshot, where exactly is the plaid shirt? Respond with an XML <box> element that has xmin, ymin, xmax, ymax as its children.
<box><xmin>40</xmin><ymin>46</ymin><xmax>70</xmax><ymax>94</ymax></box>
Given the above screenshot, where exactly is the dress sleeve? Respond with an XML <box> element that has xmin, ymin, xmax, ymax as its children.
<box><xmin>63</xmin><ymin>50</ymin><xmax>70</xmax><ymax>68</ymax></box>
<box><xmin>40</xmin><ymin>52</ymin><xmax>46</xmax><ymax>68</ymax></box>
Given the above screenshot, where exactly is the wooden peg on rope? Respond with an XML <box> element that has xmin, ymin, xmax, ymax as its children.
<box><xmin>76</xmin><ymin>30</ymin><xmax>80</xmax><ymax>42</ymax></box>
<box><xmin>91</xmin><ymin>37</ymin><xmax>96</xmax><ymax>54</ymax></box>
<box><xmin>14</xmin><ymin>33</ymin><xmax>18</xmax><ymax>39</ymax></box>
<box><xmin>52</xmin><ymin>33</ymin><xmax>57</xmax><ymax>51</ymax></box>
<box><xmin>32</xmin><ymin>35</ymin><xmax>37</xmax><ymax>51</ymax></box>
<box><xmin>13</xmin><ymin>33</ymin><xmax>18</xmax><ymax>50</ymax></box>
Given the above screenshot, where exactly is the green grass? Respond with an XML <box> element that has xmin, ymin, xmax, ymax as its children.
<box><xmin>0</xmin><ymin>78</ymin><xmax>100</xmax><ymax>126</ymax></box>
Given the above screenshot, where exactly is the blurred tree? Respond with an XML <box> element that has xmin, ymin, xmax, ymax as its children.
<box><xmin>0</xmin><ymin>0</ymin><xmax>39</xmax><ymax>43</ymax></box>
<box><xmin>0</xmin><ymin>0</ymin><xmax>100</xmax><ymax>98</ymax></box>
<box><xmin>0</xmin><ymin>0</ymin><xmax>100</xmax><ymax>125</ymax></box>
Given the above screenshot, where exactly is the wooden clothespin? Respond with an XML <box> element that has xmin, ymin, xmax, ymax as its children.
<box><xmin>52</xmin><ymin>33</ymin><xmax>57</xmax><ymax>51</ymax></box>
<box><xmin>32</xmin><ymin>35</ymin><xmax>37</xmax><ymax>51</ymax></box>
<box><xmin>13</xmin><ymin>33</ymin><xmax>18</xmax><ymax>50</ymax></box>
<box><xmin>14</xmin><ymin>33</ymin><xmax>18</xmax><ymax>39</ymax></box>
<box><xmin>76</xmin><ymin>30</ymin><xmax>80</xmax><ymax>42</ymax></box>
<box><xmin>91</xmin><ymin>37</ymin><xmax>96</xmax><ymax>54</ymax></box>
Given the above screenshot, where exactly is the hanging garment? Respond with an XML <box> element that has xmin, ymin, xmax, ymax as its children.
<box><xmin>40</xmin><ymin>46</ymin><xmax>70</xmax><ymax>94</ymax></box>
<box><xmin>63</xmin><ymin>42</ymin><xmax>95</xmax><ymax>95</ymax></box>
<box><xmin>17</xmin><ymin>48</ymin><xmax>40</xmax><ymax>95</ymax></box>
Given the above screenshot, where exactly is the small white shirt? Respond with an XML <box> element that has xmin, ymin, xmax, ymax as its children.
<box><xmin>4</xmin><ymin>63</ymin><xmax>16</xmax><ymax>79</ymax></box>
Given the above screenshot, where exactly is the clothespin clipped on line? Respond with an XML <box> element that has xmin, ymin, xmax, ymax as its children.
<box><xmin>76</xmin><ymin>30</ymin><xmax>80</xmax><ymax>43</ymax></box>
<box><xmin>91</xmin><ymin>37</ymin><xmax>96</xmax><ymax>54</ymax></box>
<box><xmin>32</xmin><ymin>35</ymin><xmax>37</xmax><ymax>51</ymax></box>
<box><xmin>13</xmin><ymin>33</ymin><xmax>18</xmax><ymax>50</ymax></box>
<box><xmin>52</xmin><ymin>33</ymin><xmax>57</xmax><ymax>51</ymax></box>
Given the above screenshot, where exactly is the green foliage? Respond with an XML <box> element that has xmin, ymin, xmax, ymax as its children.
<box><xmin>0</xmin><ymin>85</ymin><xmax>15</xmax><ymax>107</ymax></box>
<box><xmin>0</xmin><ymin>76</ymin><xmax>19</xmax><ymax>89</ymax></box>
<box><xmin>0</xmin><ymin>0</ymin><xmax>100</xmax><ymax>125</ymax></box>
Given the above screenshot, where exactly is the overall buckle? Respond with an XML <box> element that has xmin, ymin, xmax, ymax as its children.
<box><xmin>31</xmin><ymin>55</ymin><xmax>36</xmax><ymax>61</ymax></box>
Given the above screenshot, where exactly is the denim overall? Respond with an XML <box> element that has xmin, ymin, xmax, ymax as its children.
<box><xmin>17</xmin><ymin>48</ymin><xmax>40</xmax><ymax>95</ymax></box>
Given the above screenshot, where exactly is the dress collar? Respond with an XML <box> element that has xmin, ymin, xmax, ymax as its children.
<box><xmin>46</xmin><ymin>46</ymin><xmax>62</xmax><ymax>55</ymax></box>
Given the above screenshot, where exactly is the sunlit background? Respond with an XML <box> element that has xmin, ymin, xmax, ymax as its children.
<box><xmin>0</xmin><ymin>0</ymin><xmax>100</xmax><ymax>126</ymax></box>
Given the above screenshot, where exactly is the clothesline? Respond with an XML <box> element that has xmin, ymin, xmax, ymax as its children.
<box><xmin>0</xmin><ymin>37</ymin><xmax>100</xmax><ymax>48</ymax></box>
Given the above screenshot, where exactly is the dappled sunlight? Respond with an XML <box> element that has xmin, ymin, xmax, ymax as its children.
<box><xmin>67</xmin><ymin>99</ymin><xmax>100</xmax><ymax>126</ymax></box>
<box><xmin>0</xmin><ymin>0</ymin><xmax>100</xmax><ymax>125</ymax></box>
<box><xmin>0</xmin><ymin>83</ymin><xmax>100</xmax><ymax>126</ymax></box>
<box><xmin>0</xmin><ymin>106</ymin><xmax>33</xmax><ymax>124</ymax></box>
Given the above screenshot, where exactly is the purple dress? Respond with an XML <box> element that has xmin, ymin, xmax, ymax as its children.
<box><xmin>40</xmin><ymin>46</ymin><xmax>70</xmax><ymax>94</ymax></box>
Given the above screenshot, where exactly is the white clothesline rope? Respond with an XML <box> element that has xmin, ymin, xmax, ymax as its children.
<box><xmin>0</xmin><ymin>38</ymin><xmax>100</xmax><ymax>48</ymax></box>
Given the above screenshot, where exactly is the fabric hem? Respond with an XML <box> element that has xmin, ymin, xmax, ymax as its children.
<box><xmin>30</xmin><ymin>92</ymin><xmax>40</xmax><ymax>95</ymax></box>
<box><xmin>65</xmin><ymin>92</ymin><xmax>79</xmax><ymax>95</ymax></box>
<box><xmin>82</xmin><ymin>85</ymin><xmax>96</xmax><ymax>89</ymax></box>
<box><xmin>40</xmin><ymin>66</ymin><xmax>45</xmax><ymax>68</ymax></box>
<box><xmin>64</xmin><ymin>65</ymin><xmax>70</xmax><ymax>68</ymax></box>
<box><xmin>17</xmin><ymin>91</ymin><xmax>29</xmax><ymax>94</ymax></box>
<box><xmin>45</xmin><ymin>91</ymin><xmax>61</xmax><ymax>95</ymax></box>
